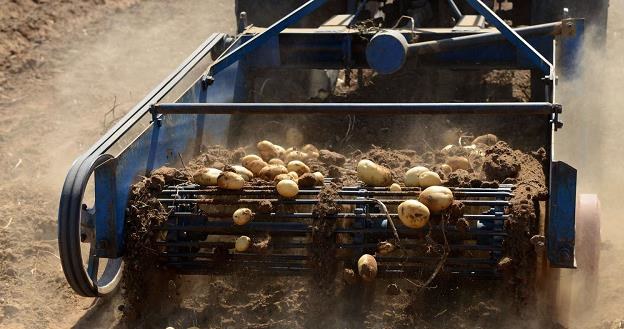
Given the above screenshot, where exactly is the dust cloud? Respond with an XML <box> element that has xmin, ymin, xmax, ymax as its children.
<box><xmin>556</xmin><ymin>2</ymin><xmax>624</xmax><ymax>327</ymax></box>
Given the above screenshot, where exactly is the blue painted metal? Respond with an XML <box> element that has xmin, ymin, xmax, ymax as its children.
<box><xmin>204</xmin><ymin>0</ymin><xmax>327</xmax><ymax>80</ymax></box>
<box><xmin>433</xmin><ymin>35</ymin><xmax>554</xmax><ymax>70</ymax></box>
<box><xmin>465</xmin><ymin>0</ymin><xmax>553</xmax><ymax>76</ymax></box>
<box><xmin>548</xmin><ymin>161</ymin><xmax>577</xmax><ymax>268</ymax></box>
<box><xmin>98</xmin><ymin>65</ymin><xmax>240</xmax><ymax>257</ymax></box>
<box><xmin>559</xmin><ymin>19</ymin><xmax>585</xmax><ymax>78</ymax></box>
<box><xmin>90</xmin><ymin>42</ymin><xmax>239</xmax><ymax>258</ymax></box>
<box><xmin>94</xmin><ymin>157</ymin><xmax>118</xmax><ymax>258</ymax></box>
<box><xmin>239</xmin><ymin>27</ymin><xmax>557</xmax><ymax>71</ymax></box>
<box><xmin>153</xmin><ymin>102</ymin><xmax>558</xmax><ymax>115</ymax></box>
<box><xmin>366</xmin><ymin>30</ymin><xmax>409</xmax><ymax>74</ymax></box>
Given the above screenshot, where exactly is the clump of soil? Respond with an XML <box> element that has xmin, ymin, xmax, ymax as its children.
<box><xmin>189</xmin><ymin>145</ymin><xmax>246</xmax><ymax>171</ymax></box>
<box><xmin>482</xmin><ymin>141</ymin><xmax>548</xmax><ymax>307</ymax></box>
<box><xmin>122</xmin><ymin>168</ymin><xmax>181</xmax><ymax>319</ymax></box>
<box><xmin>306</xmin><ymin>183</ymin><xmax>342</xmax><ymax>327</ymax></box>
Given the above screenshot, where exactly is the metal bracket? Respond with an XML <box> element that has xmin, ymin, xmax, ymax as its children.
<box><xmin>465</xmin><ymin>0</ymin><xmax>554</xmax><ymax>77</ymax></box>
<box><xmin>201</xmin><ymin>0</ymin><xmax>328</xmax><ymax>85</ymax></box>
<box><xmin>149</xmin><ymin>104</ymin><xmax>163</xmax><ymax>127</ymax></box>
<box><xmin>551</xmin><ymin>103</ymin><xmax>563</xmax><ymax>130</ymax></box>
<box><xmin>548</xmin><ymin>161</ymin><xmax>577</xmax><ymax>268</ymax></box>
<box><xmin>561</xmin><ymin>18</ymin><xmax>578</xmax><ymax>37</ymax></box>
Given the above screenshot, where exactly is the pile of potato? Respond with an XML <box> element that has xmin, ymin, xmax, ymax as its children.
<box><xmin>187</xmin><ymin>133</ymin><xmax>500</xmax><ymax>280</ymax></box>
<box><xmin>192</xmin><ymin>139</ymin><xmax>326</xmax><ymax>198</ymax></box>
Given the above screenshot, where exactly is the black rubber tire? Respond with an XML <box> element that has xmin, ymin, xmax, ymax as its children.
<box><xmin>58</xmin><ymin>153</ymin><xmax>123</xmax><ymax>297</ymax></box>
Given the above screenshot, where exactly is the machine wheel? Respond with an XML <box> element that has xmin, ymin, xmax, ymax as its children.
<box><xmin>573</xmin><ymin>193</ymin><xmax>601</xmax><ymax>310</ymax></box>
<box><xmin>58</xmin><ymin>154</ymin><xmax>123</xmax><ymax>297</ymax></box>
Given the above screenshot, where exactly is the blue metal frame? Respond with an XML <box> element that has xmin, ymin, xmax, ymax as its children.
<box><xmin>548</xmin><ymin>161</ymin><xmax>577</xmax><ymax>268</ymax></box>
<box><xmin>465</xmin><ymin>0</ymin><xmax>553</xmax><ymax>76</ymax></box>
<box><xmin>153</xmin><ymin>102</ymin><xmax>559</xmax><ymax>115</ymax></box>
<box><xmin>204</xmin><ymin>0</ymin><xmax>327</xmax><ymax>80</ymax></box>
<box><xmin>91</xmin><ymin>37</ymin><xmax>241</xmax><ymax>257</ymax></box>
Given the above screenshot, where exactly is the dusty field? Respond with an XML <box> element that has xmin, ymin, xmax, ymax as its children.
<box><xmin>0</xmin><ymin>1</ymin><xmax>233</xmax><ymax>328</ymax></box>
<box><xmin>0</xmin><ymin>1</ymin><xmax>622</xmax><ymax>329</ymax></box>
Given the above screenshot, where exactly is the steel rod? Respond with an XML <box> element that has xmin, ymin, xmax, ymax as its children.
<box><xmin>171</xmin><ymin>212</ymin><xmax>509</xmax><ymax>221</ymax></box>
<box><xmin>158</xmin><ymin>222</ymin><xmax>507</xmax><ymax>236</ymax></box>
<box><xmin>409</xmin><ymin>22</ymin><xmax>561</xmax><ymax>55</ymax></box>
<box><xmin>158</xmin><ymin>198</ymin><xmax>511</xmax><ymax>207</ymax></box>
<box><xmin>156</xmin><ymin>241</ymin><xmax>503</xmax><ymax>251</ymax></box>
<box><xmin>153</xmin><ymin>102</ymin><xmax>557</xmax><ymax>115</ymax></box>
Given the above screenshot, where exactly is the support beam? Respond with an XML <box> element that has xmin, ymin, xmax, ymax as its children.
<box><xmin>465</xmin><ymin>0</ymin><xmax>553</xmax><ymax>76</ymax></box>
<box><xmin>203</xmin><ymin>0</ymin><xmax>327</xmax><ymax>83</ymax></box>
<box><xmin>153</xmin><ymin>102</ymin><xmax>559</xmax><ymax>116</ymax></box>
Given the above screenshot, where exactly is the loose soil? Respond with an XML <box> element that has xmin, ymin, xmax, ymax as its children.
<box><xmin>121</xmin><ymin>135</ymin><xmax>553</xmax><ymax>329</ymax></box>
<box><xmin>0</xmin><ymin>1</ymin><xmax>234</xmax><ymax>328</ymax></box>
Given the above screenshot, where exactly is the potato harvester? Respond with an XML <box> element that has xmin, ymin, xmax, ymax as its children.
<box><xmin>58</xmin><ymin>0</ymin><xmax>604</xmax><ymax>306</ymax></box>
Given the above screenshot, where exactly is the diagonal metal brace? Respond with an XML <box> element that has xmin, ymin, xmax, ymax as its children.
<box><xmin>202</xmin><ymin>0</ymin><xmax>328</xmax><ymax>85</ymax></box>
<box><xmin>465</xmin><ymin>0</ymin><xmax>554</xmax><ymax>77</ymax></box>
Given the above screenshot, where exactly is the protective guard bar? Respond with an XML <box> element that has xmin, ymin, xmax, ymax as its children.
<box><xmin>152</xmin><ymin>102</ymin><xmax>561</xmax><ymax>116</ymax></box>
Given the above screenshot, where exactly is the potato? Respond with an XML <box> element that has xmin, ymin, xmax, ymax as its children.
<box><xmin>286</xmin><ymin>127</ymin><xmax>304</xmax><ymax>146</ymax></box>
<box><xmin>377</xmin><ymin>241</ymin><xmax>396</xmax><ymax>255</ymax></box>
<box><xmin>233</xmin><ymin>208</ymin><xmax>253</xmax><ymax>225</ymax></box>
<box><xmin>192</xmin><ymin>168</ymin><xmax>222</xmax><ymax>186</ymax></box>
<box><xmin>419</xmin><ymin>186</ymin><xmax>454</xmax><ymax>213</ymax></box>
<box><xmin>257</xmin><ymin>140</ymin><xmax>278</xmax><ymax>160</ymax></box>
<box><xmin>274</xmin><ymin>145</ymin><xmax>286</xmax><ymax>158</ymax></box>
<box><xmin>301</xmin><ymin>144</ymin><xmax>319</xmax><ymax>154</ymax></box>
<box><xmin>276</xmin><ymin>179</ymin><xmax>299</xmax><ymax>198</ymax></box>
<box><xmin>404</xmin><ymin>166</ymin><xmax>429</xmax><ymax>187</ymax></box>
<box><xmin>419</xmin><ymin>171</ymin><xmax>442</xmax><ymax>188</ymax></box>
<box><xmin>232</xmin><ymin>165</ymin><xmax>253</xmax><ymax>181</ymax></box>
<box><xmin>284</xmin><ymin>150</ymin><xmax>307</xmax><ymax>162</ymax></box>
<box><xmin>268</xmin><ymin>158</ymin><xmax>284</xmax><ymax>166</ymax></box>
<box><xmin>462</xmin><ymin>144</ymin><xmax>484</xmax><ymax>157</ymax></box>
<box><xmin>357</xmin><ymin>254</ymin><xmax>378</xmax><ymax>282</ymax></box>
<box><xmin>357</xmin><ymin>160</ymin><xmax>392</xmax><ymax>187</ymax></box>
<box><xmin>274</xmin><ymin>173</ymin><xmax>292</xmax><ymax>184</ymax></box>
<box><xmin>389</xmin><ymin>183</ymin><xmax>402</xmax><ymax>192</ymax></box>
<box><xmin>246</xmin><ymin>159</ymin><xmax>268</xmax><ymax>175</ymax></box>
<box><xmin>235</xmin><ymin>236</ymin><xmax>251</xmax><ymax>252</ymax></box>
<box><xmin>440</xmin><ymin>164</ymin><xmax>452</xmax><ymax>175</ymax></box>
<box><xmin>259</xmin><ymin>165</ymin><xmax>288</xmax><ymax>181</ymax></box>
<box><xmin>288</xmin><ymin>171</ymin><xmax>299</xmax><ymax>181</ymax></box>
<box><xmin>473</xmin><ymin>133</ymin><xmax>498</xmax><ymax>146</ymax></box>
<box><xmin>287</xmin><ymin>160</ymin><xmax>310</xmax><ymax>176</ymax></box>
<box><xmin>241</xmin><ymin>154</ymin><xmax>262</xmax><ymax>168</ymax></box>
<box><xmin>397</xmin><ymin>199</ymin><xmax>430</xmax><ymax>229</ymax></box>
<box><xmin>446</xmin><ymin>156</ymin><xmax>471</xmax><ymax>171</ymax></box>
<box><xmin>217</xmin><ymin>172</ymin><xmax>245</xmax><ymax>190</ymax></box>
<box><xmin>312</xmin><ymin>171</ymin><xmax>325</xmax><ymax>185</ymax></box>
<box><xmin>302</xmin><ymin>144</ymin><xmax>319</xmax><ymax>159</ymax></box>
